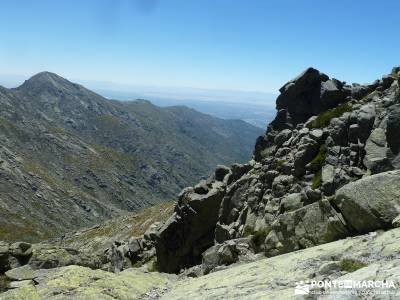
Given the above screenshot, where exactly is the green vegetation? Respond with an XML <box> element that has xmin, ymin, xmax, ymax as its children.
<box><xmin>310</xmin><ymin>144</ymin><xmax>327</xmax><ymax>190</ymax></box>
<box><xmin>0</xmin><ymin>275</ymin><xmax>10</xmax><ymax>292</ymax></box>
<box><xmin>147</xmin><ymin>258</ymin><xmax>158</xmax><ymax>272</ymax></box>
<box><xmin>250</xmin><ymin>229</ymin><xmax>269</xmax><ymax>246</ymax></box>
<box><xmin>58</xmin><ymin>201</ymin><xmax>175</xmax><ymax>253</ymax></box>
<box><xmin>242</xmin><ymin>225</ymin><xmax>255</xmax><ymax>237</ymax></box>
<box><xmin>0</xmin><ymin>117</ymin><xmax>29</xmax><ymax>141</ymax></box>
<box><xmin>309</xmin><ymin>144</ymin><xmax>327</xmax><ymax>170</ymax></box>
<box><xmin>277</xmin><ymin>159</ymin><xmax>285</xmax><ymax>168</ymax></box>
<box><xmin>306</xmin><ymin>103</ymin><xmax>352</xmax><ymax>129</ymax></box>
<box><xmin>311</xmin><ymin>170</ymin><xmax>322</xmax><ymax>190</ymax></box>
<box><xmin>340</xmin><ymin>258</ymin><xmax>367</xmax><ymax>272</ymax></box>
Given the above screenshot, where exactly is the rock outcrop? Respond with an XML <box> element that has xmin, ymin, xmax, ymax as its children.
<box><xmin>334</xmin><ymin>170</ymin><xmax>400</xmax><ymax>233</ymax></box>
<box><xmin>276</xmin><ymin>67</ymin><xmax>350</xmax><ymax>126</ymax></box>
<box><xmin>143</xmin><ymin>66</ymin><xmax>400</xmax><ymax>274</ymax></box>
<box><xmin>155</xmin><ymin>175</ymin><xmax>227</xmax><ymax>273</ymax></box>
<box><xmin>4</xmin><ymin>227</ymin><xmax>400</xmax><ymax>299</ymax></box>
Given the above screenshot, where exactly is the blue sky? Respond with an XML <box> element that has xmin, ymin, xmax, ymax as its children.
<box><xmin>0</xmin><ymin>0</ymin><xmax>399</xmax><ymax>94</ymax></box>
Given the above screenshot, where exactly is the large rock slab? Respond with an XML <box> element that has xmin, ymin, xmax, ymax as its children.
<box><xmin>4</xmin><ymin>229</ymin><xmax>400</xmax><ymax>299</ymax></box>
<box><xmin>156</xmin><ymin>181</ymin><xmax>226</xmax><ymax>273</ymax></box>
<box><xmin>276</xmin><ymin>68</ymin><xmax>348</xmax><ymax>125</ymax></box>
<box><xmin>334</xmin><ymin>170</ymin><xmax>400</xmax><ymax>233</ymax></box>
<box><xmin>1</xmin><ymin>265</ymin><xmax>177</xmax><ymax>300</ymax></box>
<box><xmin>264</xmin><ymin>199</ymin><xmax>349</xmax><ymax>257</ymax></box>
<box><xmin>5</xmin><ymin>265</ymin><xmax>35</xmax><ymax>281</ymax></box>
<box><xmin>363</xmin><ymin>128</ymin><xmax>393</xmax><ymax>174</ymax></box>
<box><xmin>161</xmin><ymin>228</ymin><xmax>400</xmax><ymax>300</ymax></box>
<box><xmin>387</xmin><ymin>104</ymin><xmax>400</xmax><ymax>154</ymax></box>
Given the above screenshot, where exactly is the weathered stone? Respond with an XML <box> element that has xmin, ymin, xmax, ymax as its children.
<box><xmin>181</xmin><ymin>265</ymin><xmax>203</xmax><ymax>278</ymax></box>
<box><xmin>215</xmin><ymin>165</ymin><xmax>231</xmax><ymax>182</ymax></box>
<box><xmin>363</xmin><ymin>128</ymin><xmax>393</xmax><ymax>174</ymax></box>
<box><xmin>386</xmin><ymin>104</ymin><xmax>400</xmax><ymax>155</ymax></box>
<box><xmin>0</xmin><ymin>241</ymin><xmax>9</xmax><ymax>254</ymax></box>
<box><xmin>321</xmin><ymin>164</ymin><xmax>335</xmax><ymax>194</ymax></box>
<box><xmin>280</xmin><ymin>193</ymin><xmax>303</xmax><ymax>212</ymax></box>
<box><xmin>357</xmin><ymin>104</ymin><xmax>375</xmax><ymax>143</ymax></box>
<box><xmin>1</xmin><ymin>265</ymin><xmax>176</xmax><ymax>300</ymax></box>
<box><xmin>318</xmin><ymin>261</ymin><xmax>341</xmax><ymax>275</ymax></box>
<box><xmin>127</xmin><ymin>237</ymin><xmax>143</xmax><ymax>260</ymax></box>
<box><xmin>329</xmin><ymin>117</ymin><xmax>349</xmax><ymax>146</ymax></box>
<box><xmin>28</xmin><ymin>244</ymin><xmax>102</xmax><ymax>271</ymax></box>
<box><xmin>271</xmin><ymin>175</ymin><xmax>294</xmax><ymax>197</ymax></box>
<box><xmin>8</xmin><ymin>280</ymin><xmax>34</xmax><ymax>289</ymax></box>
<box><xmin>334</xmin><ymin>170</ymin><xmax>400</xmax><ymax>233</ymax></box>
<box><xmin>351</xmin><ymin>84</ymin><xmax>372</xmax><ymax>100</ymax></box>
<box><xmin>161</xmin><ymin>228</ymin><xmax>400</xmax><ymax>299</ymax></box>
<box><xmin>202</xmin><ymin>238</ymin><xmax>254</xmax><ymax>275</ymax></box>
<box><xmin>156</xmin><ymin>181</ymin><xmax>226</xmax><ymax>273</ymax></box>
<box><xmin>5</xmin><ymin>265</ymin><xmax>35</xmax><ymax>281</ymax></box>
<box><xmin>392</xmin><ymin>215</ymin><xmax>400</xmax><ymax>228</ymax></box>
<box><xmin>264</xmin><ymin>200</ymin><xmax>349</xmax><ymax>257</ymax></box>
<box><xmin>309</xmin><ymin>129</ymin><xmax>323</xmax><ymax>141</ymax></box>
<box><xmin>294</xmin><ymin>136</ymin><xmax>320</xmax><ymax>176</ymax></box>
<box><xmin>9</xmin><ymin>242</ymin><xmax>32</xmax><ymax>257</ymax></box>
<box><xmin>274</xmin><ymin>129</ymin><xmax>292</xmax><ymax>147</ymax></box>
<box><xmin>276</xmin><ymin>68</ymin><xmax>347</xmax><ymax>125</ymax></box>
<box><xmin>348</xmin><ymin>124</ymin><xmax>359</xmax><ymax>143</ymax></box>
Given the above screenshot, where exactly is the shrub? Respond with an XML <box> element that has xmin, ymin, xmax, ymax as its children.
<box><xmin>307</xmin><ymin>103</ymin><xmax>352</xmax><ymax>129</ymax></box>
<box><xmin>0</xmin><ymin>275</ymin><xmax>10</xmax><ymax>293</ymax></box>
<box><xmin>277</xmin><ymin>159</ymin><xmax>285</xmax><ymax>168</ymax></box>
<box><xmin>309</xmin><ymin>144</ymin><xmax>327</xmax><ymax>170</ymax></box>
<box><xmin>310</xmin><ymin>144</ymin><xmax>327</xmax><ymax>190</ymax></box>
<box><xmin>311</xmin><ymin>170</ymin><xmax>322</xmax><ymax>190</ymax></box>
<box><xmin>340</xmin><ymin>259</ymin><xmax>367</xmax><ymax>272</ymax></box>
<box><xmin>147</xmin><ymin>258</ymin><xmax>158</xmax><ymax>272</ymax></box>
<box><xmin>250</xmin><ymin>229</ymin><xmax>268</xmax><ymax>246</ymax></box>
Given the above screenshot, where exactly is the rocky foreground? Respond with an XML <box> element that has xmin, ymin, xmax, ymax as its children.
<box><xmin>1</xmin><ymin>66</ymin><xmax>400</xmax><ymax>299</ymax></box>
<box><xmin>2</xmin><ymin>227</ymin><xmax>400</xmax><ymax>299</ymax></box>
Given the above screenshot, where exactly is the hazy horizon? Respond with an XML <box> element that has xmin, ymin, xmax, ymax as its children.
<box><xmin>0</xmin><ymin>72</ymin><xmax>277</xmax><ymax>106</ymax></box>
<box><xmin>1</xmin><ymin>0</ymin><xmax>399</xmax><ymax>96</ymax></box>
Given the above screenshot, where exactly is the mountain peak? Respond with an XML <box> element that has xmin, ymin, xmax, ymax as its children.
<box><xmin>17</xmin><ymin>71</ymin><xmax>76</xmax><ymax>91</ymax></box>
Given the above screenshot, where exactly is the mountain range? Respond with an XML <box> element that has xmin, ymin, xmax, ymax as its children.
<box><xmin>0</xmin><ymin>72</ymin><xmax>262</xmax><ymax>242</ymax></box>
<box><xmin>1</xmin><ymin>66</ymin><xmax>400</xmax><ymax>298</ymax></box>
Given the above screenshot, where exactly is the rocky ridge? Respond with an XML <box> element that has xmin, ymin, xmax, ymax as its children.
<box><xmin>137</xmin><ymin>66</ymin><xmax>400</xmax><ymax>275</ymax></box>
<box><xmin>2</xmin><ymin>66</ymin><xmax>400</xmax><ymax>298</ymax></box>
<box><xmin>0</xmin><ymin>72</ymin><xmax>262</xmax><ymax>241</ymax></box>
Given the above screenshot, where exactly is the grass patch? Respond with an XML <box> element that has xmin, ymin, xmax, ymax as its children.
<box><xmin>242</xmin><ymin>225</ymin><xmax>255</xmax><ymax>237</ymax></box>
<box><xmin>310</xmin><ymin>144</ymin><xmax>327</xmax><ymax>190</ymax></box>
<box><xmin>311</xmin><ymin>170</ymin><xmax>322</xmax><ymax>190</ymax></box>
<box><xmin>309</xmin><ymin>144</ymin><xmax>327</xmax><ymax>170</ymax></box>
<box><xmin>277</xmin><ymin>160</ymin><xmax>285</xmax><ymax>168</ymax></box>
<box><xmin>0</xmin><ymin>275</ymin><xmax>10</xmax><ymax>293</ymax></box>
<box><xmin>147</xmin><ymin>258</ymin><xmax>158</xmax><ymax>272</ymax></box>
<box><xmin>306</xmin><ymin>103</ymin><xmax>352</xmax><ymax>129</ymax></box>
<box><xmin>250</xmin><ymin>230</ymin><xmax>268</xmax><ymax>246</ymax></box>
<box><xmin>340</xmin><ymin>259</ymin><xmax>367</xmax><ymax>272</ymax></box>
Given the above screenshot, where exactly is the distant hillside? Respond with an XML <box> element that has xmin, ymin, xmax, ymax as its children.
<box><xmin>0</xmin><ymin>72</ymin><xmax>263</xmax><ymax>242</ymax></box>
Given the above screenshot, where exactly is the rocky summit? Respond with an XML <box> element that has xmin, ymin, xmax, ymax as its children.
<box><xmin>1</xmin><ymin>66</ymin><xmax>400</xmax><ymax>299</ymax></box>
<box><xmin>0</xmin><ymin>72</ymin><xmax>262</xmax><ymax>242</ymax></box>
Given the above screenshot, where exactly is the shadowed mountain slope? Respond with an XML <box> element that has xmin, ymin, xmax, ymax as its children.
<box><xmin>0</xmin><ymin>72</ymin><xmax>263</xmax><ymax>242</ymax></box>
